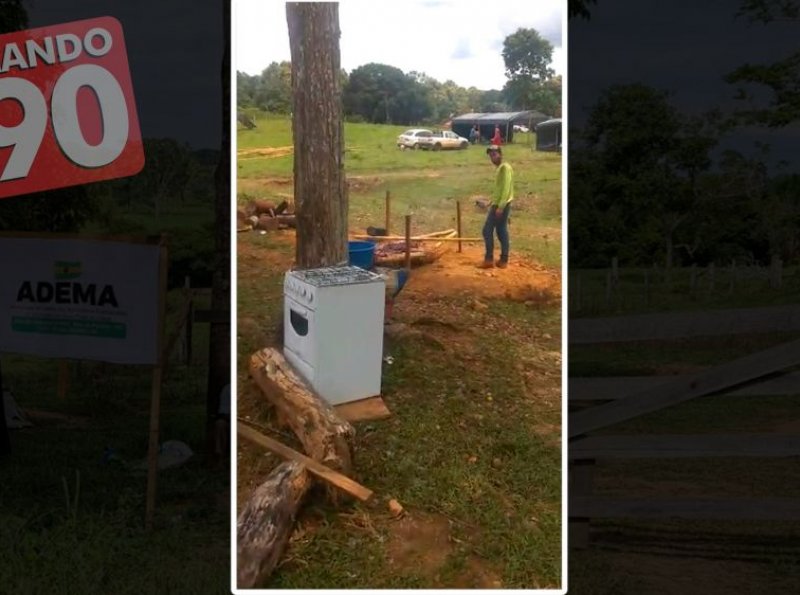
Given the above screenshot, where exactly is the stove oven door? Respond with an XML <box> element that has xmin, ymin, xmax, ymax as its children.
<box><xmin>283</xmin><ymin>296</ymin><xmax>315</xmax><ymax>383</ymax></box>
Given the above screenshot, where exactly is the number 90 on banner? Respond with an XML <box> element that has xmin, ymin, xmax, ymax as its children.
<box><xmin>0</xmin><ymin>17</ymin><xmax>144</xmax><ymax>200</ymax></box>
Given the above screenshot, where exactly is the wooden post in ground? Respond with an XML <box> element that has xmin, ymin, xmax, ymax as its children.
<box><xmin>0</xmin><ymin>359</ymin><xmax>10</xmax><ymax>456</ymax></box>
<box><xmin>57</xmin><ymin>360</ymin><xmax>69</xmax><ymax>398</ymax></box>
<box><xmin>456</xmin><ymin>201</ymin><xmax>462</xmax><ymax>253</ymax></box>
<box><xmin>569</xmin><ymin>459</ymin><xmax>596</xmax><ymax>549</ymax></box>
<box><xmin>405</xmin><ymin>215</ymin><xmax>412</xmax><ymax>272</ymax></box>
<box><xmin>184</xmin><ymin>276</ymin><xmax>193</xmax><ymax>365</ymax></box>
<box><xmin>145</xmin><ymin>238</ymin><xmax>169</xmax><ymax>531</ymax></box>
<box><xmin>385</xmin><ymin>190</ymin><xmax>391</xmax><ymax>235</ymax></box>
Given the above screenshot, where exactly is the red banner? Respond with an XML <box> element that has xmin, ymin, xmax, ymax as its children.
<box><xmin>0</xmin><ymin>16</ymin><xmax>144</xmax><ymax>199</ymax></box>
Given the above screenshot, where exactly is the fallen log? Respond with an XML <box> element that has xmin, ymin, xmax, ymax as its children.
<box><xmin>238</xmin><ymin>422</ymin><xmax>373</xmax><ymax>502</ymax></box>
<box><xmin>276</xmin><ymin>214</ymin><xmax>297</xmax><ymax>228</ymax></box>
<box><xmin>249</xmin><ymin>348</ymin><xmax>355</xmax><ymax>499</ymax></box>
<box><xmin>275</xmin><ymin>200</ymin><xmax>289</xmax><ymax>215</ymax></box>
<box><xmin>237</xmin><ymin>461</ymin><xmax>311</xmax><ymax>589</ymax></box>
<box><xmin>257</xmin><ymin>215</ymin><xmax>280</xmax><ymax>232</ymax></box>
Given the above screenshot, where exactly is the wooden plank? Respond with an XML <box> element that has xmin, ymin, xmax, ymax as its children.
<box><xmin>570</xmin><ymin>304</ymin><xmax>800</xmax><ymax>344</ymax></box>
<box><xmin>237</xmin><ymin>422</ymin><xmax>373</xmax><ymax>503</ymax></box>
<box><xmin>351</xmin><ymin>234</ymin><xmax>483</xmax><ymax>242</ymax></box>
<box><xmin>570</xmin><ymin>497</ymin><xmax>800</xmax><ymax>520</ymax></box>
<box><xmin>570</xmin><ymin>433</ymin><xmax>800</xmax><ymax>459</ymax></box>
<box><xmin>334</xmin><ymin>396</ymin><xmax>391</xmax><ymax>423</ymax></box>
<box><xmin>569</xmin><ymin>337</ymin><xmax>800</xmax><ymax>438</ymax></box>
<box><xmin>569</xmin><ymin>372</ymin><xmax>800</xmax><ymax>402</ymax></box>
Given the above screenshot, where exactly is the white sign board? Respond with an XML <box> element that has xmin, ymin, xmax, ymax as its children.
<box><xmin>0</xmin><ymin>236</ymin><xmax>161</xmax><ymax>365</ymax></box>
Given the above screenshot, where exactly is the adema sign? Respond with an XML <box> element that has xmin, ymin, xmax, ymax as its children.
<box><xmin>0</xmin><ymin>17</ymin><xmax>144</xmax><ymax>199</ymax></box>
<box><xmin>0</xmin><ymin>236</ymin><xmax>161</xmax><ymax>365</ymax></box>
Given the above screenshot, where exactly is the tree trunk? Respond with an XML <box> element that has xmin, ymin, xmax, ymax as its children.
<box><xmin>237</xmin><ymin>461</ymin><xmax>312</xmax><ymax>589</ymax></box>
<box><xmin>249</xmin><ymin>348</ymin><xmax>355</xmax><ymax>486</ymax></box>
<box><xmin>206</xmin><ymin>0</ymin><xmax>231</xmax><ymax>462</ymax></box>
<box><xmin>286</xmin><ymin>2</ymin><xmax>347</xmax><ymax>269</ymax></box>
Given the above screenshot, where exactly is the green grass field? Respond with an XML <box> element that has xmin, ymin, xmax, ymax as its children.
<box><xmin>237</xmin><ymin>115</ymin><xmax>562</xmax><ymax>268</ymax></box>
<box><xmin>236</xmin><ymin>114</ymin><xmax>563</xmax><ymax>588</ymax></box>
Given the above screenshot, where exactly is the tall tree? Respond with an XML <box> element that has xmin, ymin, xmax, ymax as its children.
<box><xmin>726</xmin><ymin>1</ymin><xmax>800</xmax><ymax>127</ymax></box>
<box><xmin>501</xmin><ymin>28</ymin><xmax>555</xmax><ymax>110</ymax></box>
<box><xmin>287</xmin><ymin>2</ymin><xmax>347</xmax><ymax>269</ymax></box>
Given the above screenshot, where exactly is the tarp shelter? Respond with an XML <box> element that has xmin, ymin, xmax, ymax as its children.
<box><xmin>452</xmin><ymin>111</ymin><xmax>549</xmax><ymax>144</ymax></box>
<box><xmin>535</xmin><ymin>118</ymin><xmax>562</xmax><ymax>152</ymax></box>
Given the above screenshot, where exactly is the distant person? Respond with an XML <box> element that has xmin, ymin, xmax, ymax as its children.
<box><xmin>480</xmin><ymin>145</ymin><xmax>514</xmax><ymax>269</ymax></box>
<box><xmin>469</xmin><ymin>126</ymin><xmax>478</xmax><ymax>144</ymax></box>
<box><xmin>491</xmin><ymin>125</ymin><xmax>503</xmax><ymax>146</ymax></box>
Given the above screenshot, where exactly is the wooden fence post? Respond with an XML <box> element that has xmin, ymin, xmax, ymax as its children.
<box><xmin>569</xmin><ymin>459</ymin><xmax>596</xmax><ymax>549</ymax></box>
<box><xmin>385</xmin><ymin>190</ymin><xmax>391</xmax><ymax>236</ymax></box>
<box><xmin>456</xmin><ymin>201</ymin><xmax>462</xmax><ymax>253</ymax></box>
<box><xmin>404</xmin><ymin>215</ymin><xmax>412</xmax><ymax>272</ymax></box>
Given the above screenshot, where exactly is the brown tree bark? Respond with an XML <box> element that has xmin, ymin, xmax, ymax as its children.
<box><xmin>286</xmin><ymin>2</ymin><xmax>348</xmax><ymax>269</ymax></box>
<box><xmin>237</xmin><ymin>461</ymin><xmax>312</xmax><ymax>588</ymax></box>
<box><xmin>206</xmin><ymin>0</ymin><xmax>231</xmax><ymax>462</ymax></box>
<box><xmin>249</xmin><ymin>348</ymin><xmax>355</xmax><ymax>483</ymax></box>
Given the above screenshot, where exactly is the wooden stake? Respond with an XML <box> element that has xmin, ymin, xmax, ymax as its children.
<box><xmin>405</xmin><ymin>215</ymin><xmax>411</xmax><ymax>272</ymax></box>
<box><xmin>184</xmin><ymin>276</ymin><xmax>193</xmax><ymax>365</ymax></box>
<box><xmin>145</xmin><ymin>238</ymin><xmax>168</xmax><ymax>531</ymax></box>
<box><xmin>456</xmin><ymin>200</ymin><xmax>462</xmax><ymax>253</ymax></box>
<box><xmin>385</xmin><ymin>190</ymin><xmax>391</xmax><ymax>235</ymax></box>
<box><xmin>57</xmin><ymin>360</ymin><xmax>69</xmax><ymax>399</ymax></box>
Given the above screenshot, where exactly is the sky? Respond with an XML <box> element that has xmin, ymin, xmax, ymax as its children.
<box><xmin>235</xmin><ymin>0</ymin><xmax>564</xmax><ymax>91</ymax></box>
<box><xmin>569</xmin><ymin>0</ymin><xmax>799</xmax><ymax>170</ymax></box>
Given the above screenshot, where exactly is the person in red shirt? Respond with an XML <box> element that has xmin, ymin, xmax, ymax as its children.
<box><xmin>491</xmin><ymin>125</ymin><xmax>503</xmax><ymax>145</ymax></box>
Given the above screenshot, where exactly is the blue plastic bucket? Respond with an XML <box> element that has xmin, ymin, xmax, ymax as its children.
<box><xmin>348</xmin><ymin>240</ymin><xmax>376</xmax><ymax>269</ymax></box>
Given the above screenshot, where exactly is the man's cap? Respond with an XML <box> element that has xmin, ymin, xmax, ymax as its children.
<box><xmin>486</xmin><ymin>145</ymin><xmax>502</xmax><ymax>154</ymax></box>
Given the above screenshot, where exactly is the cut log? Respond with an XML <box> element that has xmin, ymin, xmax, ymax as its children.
<box><xmin>237</xmin><ymin>461</ymin><xmax>311</xmax><ymax>589</ymax></box>
<box><xmin>257</xmin><ymin>215</ymin><xmax>280</xmax><ymax>232</ymax></box>
<box><xmin>275</xmin><ymin>200</ymin><xmax>289</xmax><ymax>215</ymax></box>
<box><xmin>249</xmin><ymin>348</ymin><xmax>355</xmax><ymax>499</ymax></box>
<box><xmin>238</xmin><ymin>422</ymin><xmax>374</xmax><ymax>502</ymax></box>
<box><xmin>276</xmin><ymin>214</ymin><xmax>297</xmax><ymax>228</ymax></box>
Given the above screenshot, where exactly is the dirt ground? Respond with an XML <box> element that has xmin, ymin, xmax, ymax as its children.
<box><xmin>404</xmin><ymin>245</ymin><xmax>560</xmax><ymax>303</ymax></box>
<box><xmin>238</xmin><ymin>146</ymin><xmax>294</xmax><ymax>159</ymax></box>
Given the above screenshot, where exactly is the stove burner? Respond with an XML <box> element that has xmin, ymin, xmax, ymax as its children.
<box><xmin>290</xmin><ymin>266</ymin><xmax>381</xmax><ymax>287</ymax></box>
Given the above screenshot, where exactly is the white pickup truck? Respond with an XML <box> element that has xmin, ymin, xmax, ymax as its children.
<box><xmin>422</xmin><ymin>130</ymin><xmax>470</xmax><ymax>151</ymax></box>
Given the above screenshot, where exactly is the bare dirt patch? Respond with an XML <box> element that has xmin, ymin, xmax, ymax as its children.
<box><xmin>385</xmin><ymin>512</ymin><xmax>453</xmax><ymax>577</ymax></box>
<box><xmin>403</xmin><ymin>246</ymin><xmax>560</xmax><ymax>303</ymax></box>
<box><xmin>383</xmin><ymin>511</ymin><xmax>504</xmax><ymax>588</ymax></box>
<box><xmin>238</xmin><ymin>146</ymin><xmax>294</xmax><ymax>159</ymax></box>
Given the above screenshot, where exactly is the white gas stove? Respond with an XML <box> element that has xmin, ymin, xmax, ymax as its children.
<box><xmin>283</xmin><ymin>265</ymin><xmax>386</xmax><ymax>405</ymax></box>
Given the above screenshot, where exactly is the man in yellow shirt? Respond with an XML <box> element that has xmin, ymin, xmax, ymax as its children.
<box><xmin>480</xmin><ymin>145</ymin><xmax>514</xmax><ymax>268</ymax></box>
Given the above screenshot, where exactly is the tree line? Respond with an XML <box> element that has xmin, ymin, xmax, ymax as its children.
<box><xmin>237</xmin><ymin>27</ymin><xmax>561</xmax><ymax>125</ymax></box>
<box><xmin>569</xmin><ymin>0</ymin><xmax>800</xmax><ymax>271</ymax></box>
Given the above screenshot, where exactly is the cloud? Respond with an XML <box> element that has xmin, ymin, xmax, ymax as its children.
<box><xmin>451</xmin><ymin>38</ymin><xmax>473</xmax><ymax>60</ymax></box>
